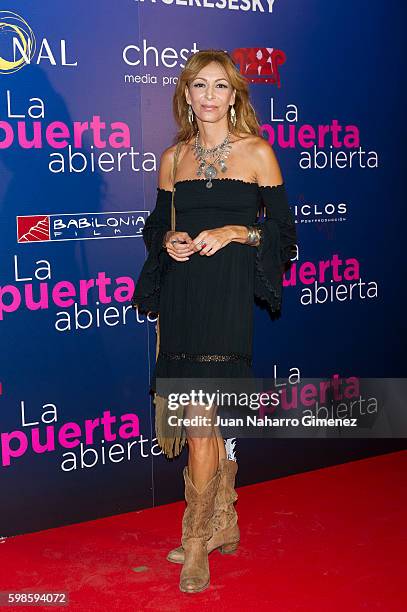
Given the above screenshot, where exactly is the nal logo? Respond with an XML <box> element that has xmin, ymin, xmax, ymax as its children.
<box><xmin>231</xmin><ymin>47</ymin><xmax>286</xmax><ymax>87</ymax></box>
<box><xmin>0</xmin><ymin>10</ymin><xmax>77</xmax><ymax>74</ymax></box>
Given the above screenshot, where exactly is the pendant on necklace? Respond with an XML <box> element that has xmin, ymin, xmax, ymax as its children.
<box><xmin>205</xmin><ymin>164</ymin><xmax>217</xmax><ymax>189</ymax></box>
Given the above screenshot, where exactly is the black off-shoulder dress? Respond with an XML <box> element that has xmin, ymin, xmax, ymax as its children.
<box><xmin>133</xmin><ymin>177</ymin><xmax>297</xmax><ymax>402</ymax></box>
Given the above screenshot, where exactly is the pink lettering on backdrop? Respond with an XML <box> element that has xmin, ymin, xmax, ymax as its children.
<box><xmin>0</xmin><ymin>410</ymin><xmax>140</xmax><ymax>467</ymax></box>
<box><xmin>0</xmin><ymin>116</ymin><xmax>131</xmax><ymax>149</ymax></box>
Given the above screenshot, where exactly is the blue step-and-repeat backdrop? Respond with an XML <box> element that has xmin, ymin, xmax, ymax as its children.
<box><xmin>0</xmin><ymin>2</ymin><xmax>405</xmax><ymax>536</ymax></box>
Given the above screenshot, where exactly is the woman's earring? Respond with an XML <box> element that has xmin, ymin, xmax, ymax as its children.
<box><xmin>230</xmin><ymin>104</ymin><xmax>237</xmax><ymax>127</ymax></box>
<box><xmin>188</xmin><ymin>104</ymin><xmax>194</xmax><ymax>124</ymax></box>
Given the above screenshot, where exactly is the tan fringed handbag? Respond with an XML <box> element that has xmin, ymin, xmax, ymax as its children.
<box><xmin>153</xmin><ymin>141</ymin><xmax>186</xmax><ymax>458</ymax></box>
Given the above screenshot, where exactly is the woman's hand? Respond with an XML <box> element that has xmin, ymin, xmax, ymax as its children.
<box><xmin>192</xmin><ymin>226</ymin><xmax>235</xmax><ymax>256</ymax></box>
<box><xmin>163</xmin><ymin>230</ymin><xmax>199</xmax><ymax>262</ymax></box>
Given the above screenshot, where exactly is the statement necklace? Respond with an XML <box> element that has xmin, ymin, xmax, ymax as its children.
<box><xmin>193</xmin><ymin>130</ymin><xmax>232</xmax><ymax>188</ymax></box>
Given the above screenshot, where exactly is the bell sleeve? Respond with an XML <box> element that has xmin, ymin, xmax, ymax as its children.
<box><xmin>131</xmin><ymin>187</ymin><xmax>173</xmax><ymax>314</ymax></box>
<box><xmin>253</xmin><ymin>182</ymin><xmax>297</xmax><ymax>312</ymax></box>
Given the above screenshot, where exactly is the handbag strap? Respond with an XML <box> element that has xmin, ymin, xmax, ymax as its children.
<box><xmin>171</xmin><ymin>142</ymin><xmax>182</xmax><ymax>231</ymax></box>
<box><xmin>155</xmin><ymin>141</ymin><xmax>182</xmax><ymax>363</ymax></box>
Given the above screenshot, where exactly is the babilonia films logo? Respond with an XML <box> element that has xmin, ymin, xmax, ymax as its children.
<box><xmin>17</xmin><ymin>215</ymin><xmax>49</xmax><ymax>242</ymax></box>
<box><xmin>16</xmin><ymin>211</ymin><xmax>147</xmax><ymax>242</ymax></box>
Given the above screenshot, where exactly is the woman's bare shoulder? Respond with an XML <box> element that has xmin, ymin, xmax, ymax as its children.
<box><xmin>158</xmin><ymin>141</ymin><xmax>190</xmax><ymax>189</ymax></box>
<box><xmin>244</xmin><ymin>134</ymin><xmax>273</xmax><ymax>154</ymax></box>
<box><xmin>246</xmin><ymin>136</ymin><xmax>283</xmax><ymax>185</ymax></box>
<box><xmin>233</xmin><ymin>133</ymin><xmax>275</xmax><ymax>159</ymax></box>
<box><xmin>158</xmin><ymin>144</ymin><xmax>178</xmax><ymax>190</ymax></box>
<box><xmin>231</xmin><ymin>133</ymin><xmax>278</xmax><ymax>182</ymax></box>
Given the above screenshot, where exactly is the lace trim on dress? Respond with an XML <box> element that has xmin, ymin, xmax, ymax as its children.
<box><xmin>254</xmin><ymin>225</ymin><xmax>282</xmax><ymax>310</ymax></box>
<box><xmin>131</xmin><ymin>189</ymin><xmax>173</xmax><ymax>314</ymax></box>
<box><xmin>159</xmin><ymin>350</ymin><xmax>252</xmax><ymax>367</ymax></box>
<box><xmin>252</xmin><ymin>182</ymin><xmax>297</xmax><ymax>313</ymax></box>
<box><xmin>174</xmin><ymin>178</ymin><xmax>258</xmax><ymax>187</ymax></box>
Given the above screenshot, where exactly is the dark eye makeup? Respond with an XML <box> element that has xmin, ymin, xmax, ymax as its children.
<box><xmin>193</xmin><ymin>82</ymin><xmax>228</xmax><ymax>88</ymax></box>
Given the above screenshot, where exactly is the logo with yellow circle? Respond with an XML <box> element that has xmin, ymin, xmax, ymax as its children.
<box><xmin>0</xmin><ymin>10</ymin><xmax>36</xmax><ymax>74</ymax></box>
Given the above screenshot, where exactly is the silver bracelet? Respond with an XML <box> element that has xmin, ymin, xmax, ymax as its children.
<box><xmin>246</xmin><ymin>225</ymin><xmax>262</xmax><ymax>246</ymax></box>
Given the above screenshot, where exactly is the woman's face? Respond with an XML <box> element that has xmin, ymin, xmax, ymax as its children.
<box><xmin>185</xmin><ymin>61</ymin><xmax>236</xmax><ymax>125</ymax></box>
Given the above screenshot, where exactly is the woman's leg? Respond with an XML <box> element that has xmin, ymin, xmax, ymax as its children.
<box><xmin>185</xmin><ymin>402</ymin><xmax>228</xmax><ymax>487</ymax></box>
<box><xmin>215</xmin><ymin>423</ymin><xmax>227</xmax><ymax>461</ymax></box>
<box><xmin>185</xmin><ymin>400</ymin><xmax>219</xmax><ymax>490</ymax></box>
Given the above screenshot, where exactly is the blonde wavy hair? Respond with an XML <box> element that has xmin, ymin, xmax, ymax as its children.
<box><xmin>172</xmin><ymin>49</ymin><xmax>261</xmax><ymax>144</ymax></box>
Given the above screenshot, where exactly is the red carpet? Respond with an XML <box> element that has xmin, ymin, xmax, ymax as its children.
<box><xmin>1</xmin><ymin>451</ymin><xmax>405</xmax><ymax>611</ymax></box>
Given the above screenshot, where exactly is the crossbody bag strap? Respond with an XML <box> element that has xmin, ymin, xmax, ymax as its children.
<box><xmin>156</xmin><ymin>141</ymin><xmax>183</xmax><ymax>362</ymax></box>
<box><xmin>171</xmin><ymin>141</ymin><xmax>182</xmax><ymax>231</ymax></box>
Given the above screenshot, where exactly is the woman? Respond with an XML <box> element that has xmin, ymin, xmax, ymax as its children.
<box><xmin>132</xmin><ymin>49</ymin><xmax>297</xmax><ymax>593</ymax></box>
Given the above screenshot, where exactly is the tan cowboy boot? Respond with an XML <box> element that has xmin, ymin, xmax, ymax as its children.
<box><xmin>179</xmin><ymin>465</ymin><xmax>220</xmax><ymax>593</ymax></box>
<box><xmin>168</xmin><ymin>458</ymin><xmax>240</xmax><ymax>565</ymax></box>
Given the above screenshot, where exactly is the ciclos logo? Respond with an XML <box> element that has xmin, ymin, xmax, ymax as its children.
<box><xmin>16</xmin><ymin>211</ymin><xmax>147</xmax><ymax>242</ymax></box>
<box><xmin>0</xmin><ymin>10</ymin><xmax>77</xmax><ymax>74</ymax></box>
<box><xmin>231</xmin><ymin>47</ymin><xmax>287</xmax><ymax>87</ymax></box>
